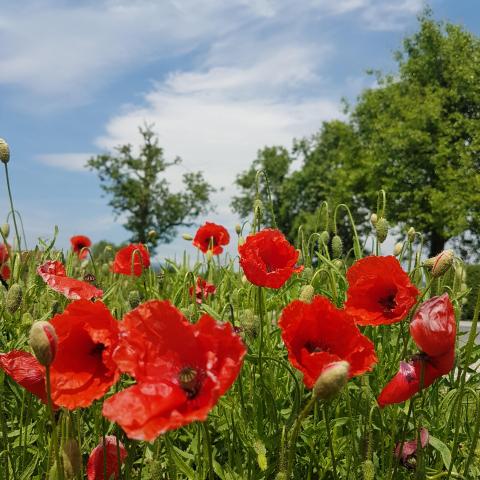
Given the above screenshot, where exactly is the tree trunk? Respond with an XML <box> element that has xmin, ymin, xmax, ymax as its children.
<box><xmin>429</xmin><ymin>231</ymin><xmax>446</xmax><ymax>257</ymax></box>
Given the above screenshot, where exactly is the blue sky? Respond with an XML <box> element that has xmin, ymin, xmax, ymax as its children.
<box><xmin>0</xmin><ymin>0</ymin><xmax>478</xmax><ymax>261</ymax></box>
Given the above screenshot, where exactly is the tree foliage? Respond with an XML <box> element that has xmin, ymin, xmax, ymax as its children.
<box><xmin>88</xmin><ymin>126</ymin><xmax>214</xmax><ymax>250</ymax></box>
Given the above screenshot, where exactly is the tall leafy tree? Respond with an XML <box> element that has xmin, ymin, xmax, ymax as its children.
<box><xmin>88</xmin><ymin>126</ymin><xmax>214</xmax><ymax>250</ymax></box>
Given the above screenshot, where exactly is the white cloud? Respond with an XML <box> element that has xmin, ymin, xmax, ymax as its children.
<box><xmin>36</xmin><ymin>153</ymin><xmax>93</xmax><ymax>171</ymax></box>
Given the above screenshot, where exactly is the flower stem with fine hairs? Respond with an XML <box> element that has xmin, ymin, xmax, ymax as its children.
<box><xmin>3</xmin><ymin>163</ymin><xmax>21</xmax><ymax>252</ymax></box>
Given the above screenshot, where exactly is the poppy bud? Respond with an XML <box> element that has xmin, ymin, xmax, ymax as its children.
<box><xmin>6</xmin><ymin>283</ymin><xmax>22</xmax><ymax>313</ymax></box>
<box><xmin>101</xmin><ymin>263</ymin><xmax>110</xmax><ymax>275</ymax></box>
<box><xmin>254</xmin><ymin>439</ymin><xmax>267</xmax><ymax>471</ymax></box>
<box><xmin>393</xmin><ymin>242</ymin><xmax>403</xmax><ymax>256</ymax></box>
<box><xmin>29</xmin><ymin>321</ymin><xmax>58</xmax><ymax>367</ymax></box>
<box><xmin>147</xmin><ymin>229</ymin><xmax>156</xmax><ymax>239</ymax></box>
<box><xmin>331</xmin><ymin>235</ymin><xmax>343</xmax><ymax>258</ymax></box>
<box><xmin>425</xmin><ymin>250</ymin><xmax>454</xmax><ymax>277</ymax></box>
<box><xmin>205</xmin><ymin>250</ymin><xmax>213</xmax><ymax>262</ymax></box>
<box><xmin>313</xmin><ymin>361</ymin><xmax>349</xmax><ymax>400</ymax></box>
<box><xmin>21</xmin><ymin>311</ymin><xmax>33</xmax><ymax>329</ymax></box>
<box><xmin>332</xmin><ymin>259</ymin><xmax>344</xmax><ymax>269</ymax></box>
<box><xmin>128</xmin><ymin>290</ymin><xmax>141</xmax><ymax>309</ymax></box>
<box><xmin>454</xmin><ymin>264</ymin><xmax>466</xmax><ymax>284</ymax></box>
<box><xmin>235</xmin><ymin>224</ymin><xmax>242</xmax><ymax>235</ymax></box>
<box><xmin>0</xmin><ymin>138</ymin><xmax>10</xmax><ymax>164</ymax></box>
<box><xmin>62</xmin><ymin>439</ymin><xmax>82</xmax><ymax>478</ymax></box>
<box><xmin>302</xmin><ymin>266</ymin><xmax>313</xmax><ymax>280</ymax></box>
<box><xmin>407</xmin><ymin>227</ymin><xmax>416</xmax><ymax>243</ymax></box>
<box><xmin>253</xmin><ymin>199</ymin><xmax>263</xmax><ymax>214</ymax></box>
<box><xmin>1</xmin><ymin>223</ymin><xmax>9</xmax><ymax>238</ymax></box>
<box><xmin>362</xmin><ymin>460</ymin><xmax>375</xmax><ymax>480</ymax></box>
<box><xmin>182</xmin><ymin>233</ymin><xmax>193</xmax><ymax>241</ymax></box>
<box><xmin>319</xmin><ymin>230</ymin><xmax>330</xmax><ymax>245</ymax></box>
<box><xmin>375</xmin><ymin>218</ymin><xmax>388</xmax><ymax>243</ymax></box>
<box><xmin>370</xmin><ymin>213</ymin><xmax>378</xmax><ymax>227</ymax></box>
<box><xmin>238</xmin><ymin>236</ymin><xmax>245</xmax><ymax>246</ymax></box>
<box><xmin>275</xmin><ymin>473</ymin><xmax>287</xmax><ymax>480</ymax></box>
<box><xmin>299</xmin><ymin>285</ymin><xmax>314</xmax><ymax>303</ymax></box>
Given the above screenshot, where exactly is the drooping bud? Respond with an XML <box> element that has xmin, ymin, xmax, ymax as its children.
<box><xmin>370</xmin><ymin>213</ymin><xmax>378</xmax><ymax>227</ymax></box>
<box><xmin>331</xmin><ymin>235</ymin><xmax>343</xmax><ymax>258</ymax></box>
<box><xmin>375</xmin><ymin>218</ymin><xmax>389</xmax><ymax>244</ymax></box>
<box><xmin>319</xmin><ymin>230</ymin><xmax>330</xmax><ymax>245</ymax></box>
<box><xmin>407</xmin><ymin>227</ymin><xmax>416</xmax><ymax>243</ymax></box>
<box><xmin>62</xmin><ymin>439</ymin><xmax>82</xmax><ymax>478</ymax></box>
<box><xmin>332</xmin><ymin>259</ymin><xmax>344</xmax><ymax>270</ymax></box>
<box><xmin>429</xmin><ymin>250</ymin><xmax>454</xmax><ymax>278</ymax></box>
<box><xmin>454</xmin><ymin>264</ymin><xmax>466</xmax><ymax>284</ymax></box>
<box><xmin>0</xmin><ymin>138</ymin><xmax>10</xmax><ymax>164</ymax></box>
<box><xmin>393</xmin><ymin>242</ymin><xmax>403</xmax><ymax>256</ymax></box>
<box><xmin>299</xmin><ymin>285</ymin><xmax>314</xmax><ymax>303</ymax></box>
<box><xmin>313</xmin><ymin>361</ymin><xmax>350</xmax><ymax>400</ymax></box>
<box><xmin>0</xmin><ymin>223</ymin><xmax>9</xmax><ymax>238</ymax></box>
<box><xmin>235</xmin><ymin>224</ymin><xmax>242</xmax><ymax>235</ymax></box>
<box><xmin>29</xmin><ymin>321</ymin><xmax>58</xmax><ymax>366</ymax></box>
<box><xmin>6</xmin><ymin>283</ymin><xmax>22</xmax><ymax>313</ymax></box>
<box><xmin>21</xmin><ymin>311</ymin><xmax>34</xmax><ymax>329</ymax></box>
<box><xmin>275</xmin><ymin>473</ymin><xmax>287</xmax><ymax>480</ymax></box>
<box><xmin>182</xmin><ymin>233</ymin><xmax>193</xmax><ymax>241</ymax></box>
<box><xmin>302</xmin><ymin>266</ymin><xmax>313</xmax><ymax>281</ymax></box>
<box><xmin>253</xmin><ymin>199</ymin><xmax>263</xmax><ymax>215</ymax></box>
<box><xmin>128</xmin><ymin>290</ymin><xmax>141</xmax><ymax>309</ymax></box>
<box><xmin>147</xmin><ymin>229</ymin><xmax>157</xmax><ymax>240</ymax></box>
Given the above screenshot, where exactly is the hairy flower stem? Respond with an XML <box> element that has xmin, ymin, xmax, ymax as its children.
<box><xmin>202</xmin><ymin>422</ymin><xmax>214</xmax><ymax>480</ymax></box>
<box><xmin>3</xmin><ymin>164</ymin><xmax>21</xmax><ymax>252</ymax></box>
<box><xmin>45</xmin><ymin>366</ymin><xmax>64</xmax><ymax>480</ymax></box>
<box><xmin>323</xmin><ymin>403</ymin><xmax>339</xmax><ymax>480</ymax></box>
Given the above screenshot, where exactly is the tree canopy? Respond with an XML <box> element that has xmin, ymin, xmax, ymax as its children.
<box><xmin>88</xmin><ymin>126</ymin><xmax>214</xmax><ymax>250</ymax></box>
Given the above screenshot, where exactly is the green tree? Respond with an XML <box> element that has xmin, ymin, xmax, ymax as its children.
<box><xmin>88</xmin><ymin>126</ymin><xmax>214</xmax><ymax>250</ymax></box>
<box><xmin>352</xmin><ymin>13</ymin><xmax>480</xmax><ymax>257</ymax></box>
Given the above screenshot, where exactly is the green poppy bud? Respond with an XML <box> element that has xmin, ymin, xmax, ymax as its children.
<box><xmin>319</xmin><ymin>230</ymin><xmax>330</xmax><ymax>245</ymax></box>
<box><xmin>313</xmin><ymin>361</ymin><xmax>349</xmax><ymax>400</ymax></box>
<box><xmin>6</xmin><ymin>283</ymin><xmax>22</xmax><ymax>313</ymax></box>
<box><xmin>407</xmin><ymin>227</ymin><xmax>416</xmax><ymax>243</ymax></box>
<box><xmin>182</xmin><ymin>233</ymin><xmax>193</xmax><ymax>241</ymax></box>
<box><xmin>128</xmin><ymin>290</ymin><xmax>141</xmax><ymax>309</ymax></box>
<box><xmin>331</xmin><ymin>235</ymin><xmax>343</xmax><ymax>258</ymax></box>
<box><xmin>332</xmin><ymin>259</ymin><xmax>344</xmax><ymax>270</ymax></box>
<box><xmin>362</xmin><ymin>460</ymin><xmax>375</xmax><ymax>480</ymax></box>
<box><xmin>375</xmin><ymin>218</ymin><xmax>389</xmax><ymax>244</ymax></box>
<box><xmin>235</xmin><ymin>224</ymin><xmax>242</xmax><ymax>235</ymax></box>
<box><xmin>393</xmin><ymin>242</ymin><xmax>403</xmax><ymax>256</ymax></box>
<box><xmin>29</xmin><ymin>321</ymin><xmax>58</xmax><ymax>367</ymax></box>
<box><xmin>0</xmin><ymin>223</ymin><xmax>9</xmax><ymax>238</ymax></box>
<box><xmin>370</xmin><ymin>213</ymin><xmax>378</xmax><ymax>227</ymax></box>
<box><xmin>299</xmin><ymin>284</ymin><xmax>314</xmax><ymax>303</ymax></box>
<box><xmin>430</xmin><ymin>250</ymin><xmax>454</xmax><ymax>278</ymax></box>
<box><xmin>0</xmin><ymin>138</ymin><xmax>10</xmax><ymax>164</ymax></box>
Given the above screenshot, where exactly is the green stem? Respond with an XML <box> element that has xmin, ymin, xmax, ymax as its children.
<box><xmin>202</xmin><ymin>422</ymin><xmax>214</xmax><ymax>480</ymax></box>
<box><xmin>46</xmin><ymin>366</ymin><xmax>64</xmax><ymax>480</ymax></box>
<box><xmin>323</xmin><ymin>403</ymin><xmax>339</xmax><ymax>480</ymax></box>
<box><xmin>3</xmin><ymin>164</ymin><xmax>21</xmax><ymax>252</ymax></box>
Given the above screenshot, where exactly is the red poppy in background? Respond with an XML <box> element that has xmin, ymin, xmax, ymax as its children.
<box><xmin>279</xmin><ymin>295</ymin><xmax>377</xmax><ymax>389</ymax></box>
<box><xmin>0</xmin><ymin>350</ymin><xmax>52</xmax><ymax>406</ymax></box>
<box><xmin>102</xmin><ymin>300</ymin><xmax>246</xmax><ymax>441</ymax></box>
<box><xmin>49</xmin><ymin>300</ymin><xmax>120</xmax><ymax>409</ymax></box>
<box><xmin>38</xmin><ymin>260</ymin><xmax>103</xmax><ymax>300</ymax></box>
<box><xmin>0</xmin><ymin>243</ymin><xmax>8</xmax><ymax>263</ymax></box>
<box><xmin>189</xmin><ymin>277</ymin><xmax>216</xmax><ymax>304</ymax></box>
<box><xmin>239</xmin><ymin>229</ymin><xmax>303</xmax><ymax>289</ymax></box>
<box><xmin>87</xmin><ymin>436</ymin><xmax>127</xmax><ymax>480</ymax></box>
<box><xmin>345</xmin><ymin>256</ymin><xmax>419</xmax><ymax>326</ymax></box>
<box><xmin>0</xmin><ymin>264</ymin><xmax>10</xmax><ymax>281</ymax></box>
<box><xmin>112</xmin><ymin>244</ymin><xmax>150</xmax><ymax>276</ymax></box>
<box><xmin>410</xmin><ymin>294</ymin><xmax>456</xmax><ymax>357</ymax></box>
<box><xmin>0</xmin><ymin>243</ymin><xmax>9</xmax><ymax>281</ymax></box>
<box><xmin>193</xmin><ymin>222</ymin><xmax>230</xmax><ymax>255</ymax></box>
<box><xmin>70</xmin><ymin>235</ymin><xmax>92</xmax><ymax>259</ymax></box>
<box><xmin>395</xmin><ymin>428</ymin><xmax>429</xmax><ymax>469</ymax></box>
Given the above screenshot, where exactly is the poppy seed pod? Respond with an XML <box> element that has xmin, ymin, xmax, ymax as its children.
<box><xmin>6</xmin><ymin>283</ymin><xmax>23</xmax><ymax>313</ymax></box>
<box><xmin>331</xmin><ymin>235</ymin><xmax>343</xmax><ymax>258</ymax></box>
<box><xmin>182</xmin><ymin>233</ymin><xmax>193</xmax><ymax>241</ymax></box>
<box><xmin>299</xmin><ymin>284</ymin><xmax>314</xmax><ymax>303</ymax></box>
<box><xmin>0</xmin><ymin>138</ymin><xmax>10</xmax><ymax>164</ymax></box>
<box><xmin>370</xmin><ymin>213</ymin><xmax>378</xmax><ymax>227</ymax></box>
<box><xmin>375</xmin><ymin>218</ymin><xmax>389</xmax><ymax>243</ymax></box>
<box><xmin>29</xmin><ymin>321</ymin><xmax>58</xmax><ymax>367</ymax></box>
<box><xmin>313</xmin><ymin>361</ymin><xmax>350</xmax><ymax>400</ymax></box>
<box><xmin>1</xmin><ymin>223</ymin><xmax>9</xmax><ymax>238</ymax></box>
<box><xmin>407</xmin><ymin>227</ymin><xmax>416</xmax><ymax>243</ymax></box>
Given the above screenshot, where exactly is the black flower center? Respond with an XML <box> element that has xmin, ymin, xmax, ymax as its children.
<box><xmin>305</xmin><ymin>341</ymin><xmax>331</xmax><ymax>354</ymax></box>
<box><xmin>90</xmin><ymin>343</ymin><xmax>105</xmax><ymax>356</ymax></box>
<box><xmin>178</xmin><ymin>366</ymin><xmax>203</xmax><ymax>399</ymax></box>
<box><xmin>379</xmin><ymin>293</ymin><xmax>396</xmax><ymax>313</ymax></box>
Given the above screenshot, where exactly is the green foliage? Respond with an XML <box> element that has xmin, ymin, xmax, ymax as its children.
<box><xmin>463</xmin><ymin>264</ymin><xmax>480</xmax><ymax>320</ymax></box>
<box><xmin>88</xmin><ymin>125</ymin><xmax>214</xmax><ymax>251</ymax></box>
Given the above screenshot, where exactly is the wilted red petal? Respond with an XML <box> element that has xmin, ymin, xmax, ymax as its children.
<box><xmin>395</xmin><ymin>428</ymin><xmax>429</xmax><ymax>464</ymax></box>
<box><xmin>189</xmin><ymin>277</ymin><xmax>216</xmax><ymax>304</ymax></box>
<box><xmin>49</xmin><ymin>300</ymin><xmax>120</xmax><ymax>409</ymax></box>
<box><xmin>345</xmin><ymin>256</ymin><xmax>419</xmax><ymax>326</ymax></box>
<box><xmin>239</xmin><ymin>229</ymin><xmax>303</xmax><ymax>289</ymax></box>
<box><xmin>37</xmin><ymin>260</ymin><xmax>102</xmax><ymax>300</ymax></box>
<box><xmin>410</xmin><ymin>294</ymin><xmax>456</xmax><ymax>357</ymax></box>
<box><xmin>193</xmin><ymin>222</ymin><xmax>230</xmax><ymax>255</ymax></box>
<box><xmin>87</xmin><ymin>435</ymin><xmax>127</xmax><ymax>480</ymax></box>
<box><xmin>279</xmin><ymin>295</ymin><xmax>377</xmax><ymax>388</ymax></box>
<box><xmin>112</xmin><ymin>244</ymin><xmax>150</xmax><ymax>276</ymax></box>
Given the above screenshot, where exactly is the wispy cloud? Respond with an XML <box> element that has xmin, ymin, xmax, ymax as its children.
<box><xmin>36</xmin><ymin>153</ymin><xmax>93</xmax><ymax>171</ymax></box>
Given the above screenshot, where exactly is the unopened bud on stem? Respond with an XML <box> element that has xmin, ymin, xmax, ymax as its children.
<box><xmin>313</xmin><ymin>361</ymin><xmax>349</xmax><ymax>400</ymax></box>
<box><xmin>407</xmin><ymin>227</ymin><xmax>416</xmax><ymax>243</ymax></box>
<box><xmin>425</xmin><ymin>249</ymin><xmax>454</xmax><ymax>277</ymax></box>
<box><xmin>393</xmin><ymin>242</ymin><xmax>403</xmax><ymax>256</ymax></box>
<box><xmin>182</xmin><ymin>233</ymin><xmax>193</xmax><ymax>241</ymax></box>
<box><xmin>299</xmin><ymin>285</ymin><xmax>314</xmax><ymax>303</ymax></box>
<box><xmin>331</xmin><ymin>235</ymin><xmax>343</xmax><ymax>258</ymax></box>
<box><xmin>375</xmin><ymin>218</ymin><xmax>389</xmax><ymax>244</ymax></box>
<box><xmin>29</xmin><ymin>321</ymin><xmax>58</xmax><ymax>366</ymax></box>
<box><xmin>370</xmin><ymin>213</ymin><xmax>378</xmax><ymax>227</ymax></box>
<box><xmin>0</xmin><ymin>138</ymin><xmax>10</xmax><ymax>164</ymax></box>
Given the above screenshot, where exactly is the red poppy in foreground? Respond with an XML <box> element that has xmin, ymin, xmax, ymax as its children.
<box><xmin>112</xmin><ymin>244</ymin><xmax>150</xmax><ymax>276</ymax></box>
<box><xmin>49</xmin><ymin>300</ymin><xmax>120</xmax><ymax>409</ymax></box>
<box><xmin>378</xmin><ymin>294</ymin><xmax>456</xmax><ymax>407</ymax></box>
<box><xmin>0</xmin><ymin>350</ymin><xmax>53</xmax><ymax>406</ymax></box>
<box><xmin>38</xmin><ymin>260</ymin><xmax>103</xmax><ymax>300</ymax></box>
<box><xmin>70</xmin><ymin>235</ymin><xmax>92</xmax><ymax>259</ymax></box>
<box><xmin>345</xmin><ymin>256</ymin><xmax>419</xmax><ymax>326</ymax></box>
<box><xmin>87</xmin><ymin>436</ymin><xmax>127</xmax><ymax>480</ymax></box>
<box><xmin>193</xmin><ymin>222</ymin><xmax>230</xmax><ymax>255</ymax></box>
<box><xmin>279</xmin><ymin>295</ymin><xmax>377</xmax><ymax>389</ymax></box>
<box><xmin>102</xmin><ymin>300</ymin><xmax>246</xmax><ymax>441</ymax></box>
<box><xmin>189</xmin><ymin>277</ymin><xmax>216</xmax><ymax>304</ymax></box>
<box><xmin>239</xmin><ymin>229</ymin><xmax>303</xmax><ymax>289</ymax></box>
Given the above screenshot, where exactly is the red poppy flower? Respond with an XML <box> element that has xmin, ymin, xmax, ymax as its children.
<box><xmin>193</xmin><ymin>222</ymin><xmax>230</xmax><ymax>255</ymax></box>
<box><xmin>239</xmin><ymin>229</ymin><xmax>303</xmax><ymax>289</ymax></box>
<box><xmin>395</xmin><ymin>428</ymin><xmax>429</xmax><ymax>468</ymax></box>
<box><xmin>0</xmin><ymin>350</ymin><xmax>52</xmax><ymax>406</ymax></box>
<box><xmin>70</xmin><ymin>235</ymin><xmax>92</xmax><ymax>259</ymax></box>
<box><xmin>0</xmin><ymin>243</ymin><xmax>8</xmax><ymax>263</ymax></box>
<box><xmin>38</xmin><ymin>260</ymin><xmax>103</xmax><ymax>300</ymax></box>
<box><xmin>87</xmin><ymin>436</ymin><xmax>127</xmax><ymax>480</ymax></box>
<box><xmin>410</xmin><ymin>294</ymin><xmax>456</xmax><ymax>357</ymax></box>
<box><xmin>278</xmin><ymin>295</ymin><xmax>377</xmax><ymax>389</ymax></box>
<box><xmin>112</xmin><ymin>244</ymin><xmax>150</xmax><ymax>276</ymax></box>
<box><xmin>49</xmin><ymin>300</ymin><xmax>120</xmax><ymax>409</ymax></box>
<box><xmin>0</xmin><ymin>263</ymin><xmax>10</xmax><ymax>281</ymax></box>
<box><xmin>189</xmin><ymin>277</ymin><xmax>216</xmax><ymax>304</ymax></box>
<box><xmin>102</xmin><ymin>300</ymin><xmax>246</xmax><ymax>441</ymax></box>
<box><xmin>345</xmin><ymin>256</ymin><xmax>419</xmax><ymax>326</ymax></box>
